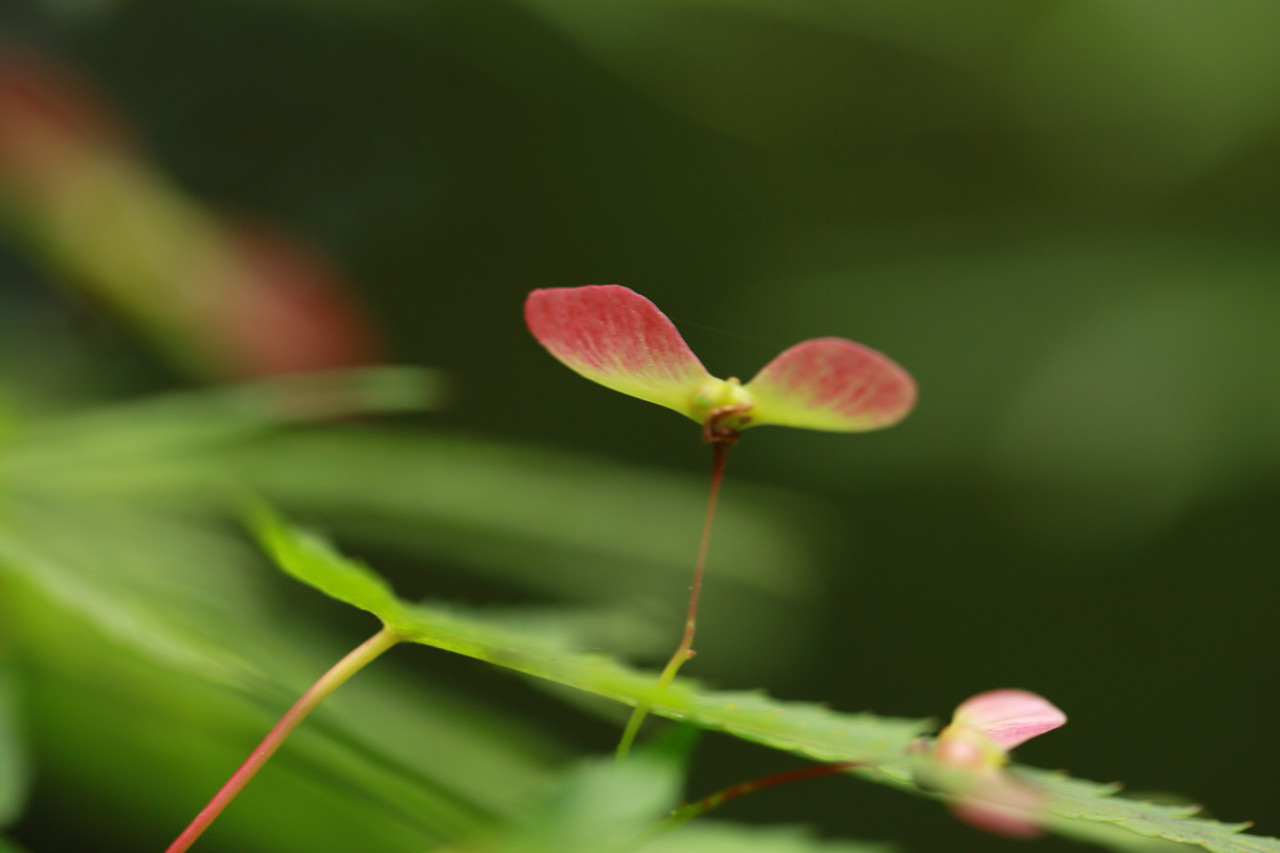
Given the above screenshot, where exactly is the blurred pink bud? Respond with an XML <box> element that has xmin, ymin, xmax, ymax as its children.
<box><xmin>0</xmin><ymin>49</ymin><xmax>383</xmax><ymax>381</ymax></box>
<box><xmin>932</xmin><ymin>689</ymin><xmax>1066</xmax><ymax>839</ymax></box>
<box><xmin>0</xmin><ymin>48</ymin><xmax>126</xmax><ymax>194</ymax></box>
<box><xmin>215</xmin><ymin>221</ymin><xmax>380</xmax><ymax>378</ymax></box>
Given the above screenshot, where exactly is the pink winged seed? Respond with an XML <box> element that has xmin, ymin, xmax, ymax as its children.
<box><xmin>953</xmin><ymin>689</ymin><xmax>1067</xmax><ymax>751</ymax></box>
<box><xmin>745</xmin><ymin>337</ymin><xmax>916</xmax><ymax>432</ymax></box>
<box><xmin>524</xmin><ymin>285</ymin><xmax>713</xmax><ymax>414</ymax></box>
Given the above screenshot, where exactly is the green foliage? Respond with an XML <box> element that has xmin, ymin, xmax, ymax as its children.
<box><xmin>249</xmin><ymin>503</ymin><xmax>926</xmax><ymax>764</ymax></box>
<box><xmin>477</xmin><ymin>755</ymin><xmax>682</xmax><ymax>853</ymax></box>
<box><xmin>0</xmin><ymin>662</ymin><xmax>28</xmax><ymax>830</ymax></box>
<box><xmin>231</xmin><ymin>429</ymin><xmax>827</xmax><ymax>606</ymax></box>
<box><xmin>2</xmin><ymin>369</ymin><xmax>825</xmax><ymax>626</ymax></box>
<box><xmin>2</xmin><ymin>362</ymin><xmax>1273</xmax><ymax>852</ymax></box>
<box><xmin>464</xmin><ymin>752</ymin><xmax>894</xmax><ymax>853</ymax></box>
<box><xmin>0</xmin><ymin>507</ymin><xmax>555</xmax><ymax>852</ymax></box>
<box><xmin>1023</xmin><ymin>769</ymin><xmax>1280</xmax><ymax>853</ymax></box>
<box><xmin>251</xmin><ymin>508</ymin><xmax>1280</xmax><ymax>852</ymax></box>
<box><xmin>0</xmin><ymin>367</ymin><xmax>444</xmax><ymax>499</ymax></box>
<box><xmin>397</xmin><ymin>598</ymin><xmax>926</xmax><ymax>764</ymax></box>
<box><xmin>228</xmin><ymin>428</ymin><xmax>837</xmax><ymax>685</ymax></box>
<box><xmin>0</xmin><ymin>501</ymin><xmax>263</xmax><ymax>691</ymax></box>
<box><xmin>3</xmin><ymin>1</ymin><xmax>1279</xmax><ymax>849</ymax></box>
<box><xmin>0</xmin><ymin>371</ymin><xmax>861</xmax><ymax>851</ymax></box>
<box><xmin>0</xmin><ymin>371</ymin><xmax>571</xmax><ymax>850</ymax></box>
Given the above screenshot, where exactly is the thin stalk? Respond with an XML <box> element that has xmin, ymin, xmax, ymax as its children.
<box><xmin>164</xmin><ymin>625</ymin><xmax>402</xmax><ymax>853</ymax></box>
<box><xmin>616</xmin><ymin>441</ymin><xmax>731</xmax><ymax>761</ymax></box>
<box><xmin>623</xmin><ymin>761</ymin><xmax>863</xmax><ymax>851</ymax></box>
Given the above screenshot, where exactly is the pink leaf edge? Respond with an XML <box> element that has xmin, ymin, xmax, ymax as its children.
<box><xmin>953</xmin><ymin>689</ymin><xmax>1066</xmax><ymax>751</ymax></box>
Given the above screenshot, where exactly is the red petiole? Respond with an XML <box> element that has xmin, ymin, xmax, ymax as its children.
<box><xmin>625</xmin><ymin>760</ymin><xmax>864</xmax><ymax>850</ymax></box>
<box><xmin>163</xmin><ymin>626</ymin><xmax>401</xmax><ymax>853</ymax></box>
<box><xmin>616</xmin><ymin>433</ymin><xmax>734</xmax><ymax>761</ymax></box>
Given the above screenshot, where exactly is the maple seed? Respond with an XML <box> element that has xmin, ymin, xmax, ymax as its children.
<box><xmin>928</xmin><ymin>689</ymin><xmax>1067</xmax><ymax>838</ymax></box>
<box><xmin>524</xmin><ymin>285</ymin><xmax>916</xmax><ymax>437</ymax></box>
<box><xmin>524</xmin><ymin>284</ymin><xmax>917</xmax><ymax>763</ymax></box>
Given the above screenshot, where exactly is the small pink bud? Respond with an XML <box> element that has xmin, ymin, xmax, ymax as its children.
<box><xmin>931</xmin><ymin>689</ymin><xmax>1066</xmax><ymax>839</ymax></box>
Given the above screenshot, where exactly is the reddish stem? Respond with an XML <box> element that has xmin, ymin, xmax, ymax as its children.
<box><xmin>616</xmin><ymin>440</ymin><xmax>732</xmax><ymax>761</ymax></box>
<box><xmin>624</xmin><ymin>760</ymin><xmax>864</xmax><ymax>850</ymax></box>
<box><xmin>675</xmin><ymin>760</ymin><xmax>864</xmax><ymax>821</ymax></box>
<box><xmin>673</xmin><ymin>439</ymin><xmax>731</xmax><ymax>664</ymax></box>
<box><xmin>163</xmin><ymin>626</ymin><xmax>401</xmax><ymax>853</ymax></box>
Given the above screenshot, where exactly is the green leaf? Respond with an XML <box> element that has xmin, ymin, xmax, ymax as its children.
<box><xmin>248</xmin><ymin>500</ymin><xmax>405</xmax><ymax>624</ymax></box>
<box><xmin>1018</xmin><ymin>768</ymin><xmax>1280</xmax><ymax>853</ymax></box>
<box><xmin>1</xmin><ymin>500</ymin><xmax>565</xmax><ymax>851</ymax></box>
<box><xmin>0</xmin><ymin>503</ymin><xmax>261</xmax><ymax>691</ymax></box>
<box><xmin>236</xmin><ymin>429</ymin><xmax>826</xmax><ymax>601</ymax></box>
<box><xmin>6</xmin><ymin>371</ymin><xmax>836</xmax><ymax>679</ymax></box>
<box><xmin>6</xmin><ymin>580</ymin><xmax>485</xmax><ymax>851</ymax></box>
<box><xmin>484</xmin><ymin>756</ymin><xmax>682</xmax><ymax>853</ymax></box>
<box><xmin>247</xmin><ymin>507</ymin><xmax>927</xmax><ymax>763</ymax></box>
<box><xmin>0</xmin><ymin>367</ymin><xmax>444</xmax><ymax>497</ymax></box>
<box><xmin>466</xmin><ymin>751</ymin><xmax>892</xmax><ymax>853</ymax></box>
<box><xmin>390</xmin><ymin>599</ymin><xmax>924</xmax><ymax>763</ymax></box>
<box><xmin>0</xmin><ymin>662</ymin><xmax>29</xmax><ymax>829</ymax></box>
<box><xmin>235</xmin><ymin>430</ymin><xmax>837</xmax><ymax>681</ymax></box>
<box><xmin>254</xmin><ymin>513</ymin><xmax>1280</xmax><ymax>852</ymax></box>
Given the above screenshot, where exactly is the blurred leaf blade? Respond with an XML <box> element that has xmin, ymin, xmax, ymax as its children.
<box><xmin>481</xmin><ymin>755</ymin><xmax>683</xmax><ymax>853</ymax></box>
<box><xmin>0</xmin><ymin>502</ymin><xmax>564</xmax><ymax>852</ymax></box>
<box><xmin>0</xmin><ymin>661</ymin><xmax>29</xmax><ymax>830</ymax></box>
<box><xmin>456</xmin><ymin>748</ymin><xmax>894</xmax><ymax>853</ymax></box>
<box><xmin>233</xmin><ymin>429</ymin><xmax>825</xmax><ymax>601</ymax></box>
<box><xmin>0</xmin><ymin>366</ymin><xmax>446</xmax><ymax>496</ymax></box>
<box><xmin>0</xmin><ymin>507</ymin><xmax>262</xmax><ymax>691</ymax></box>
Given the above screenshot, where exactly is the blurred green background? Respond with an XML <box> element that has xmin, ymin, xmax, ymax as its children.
<box><xmin>1</xmin><ymin>1</ymin><xmax>1278</xmax><ymax>851</ymax></box>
